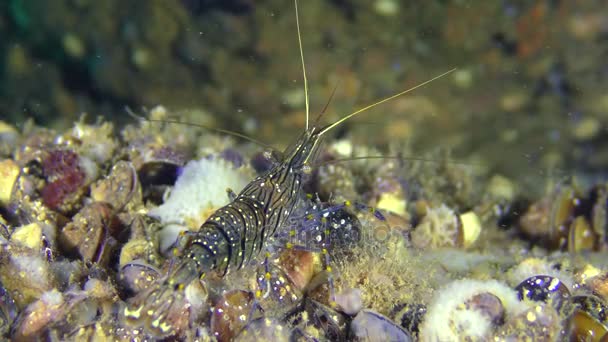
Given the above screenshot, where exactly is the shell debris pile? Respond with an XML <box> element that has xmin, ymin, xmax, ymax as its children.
<box><xmin>0</xmin><ymin>111</ymin><xmax>607</xmax><ymax>340</ymax></box>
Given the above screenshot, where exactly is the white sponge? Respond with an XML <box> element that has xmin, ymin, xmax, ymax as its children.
<box><xmin>148</xmin><ymin>157</ymin><xmax>250</xmax><ymax>252</ymax></box>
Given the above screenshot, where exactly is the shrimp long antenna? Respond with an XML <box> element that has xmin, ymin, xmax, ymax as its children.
<box><xmin>126</xmin><ymin>107</ymin><xmax>273</xmax><ymax>150</ymax></box>
<box><xmin>314</xmin><ymin>155</ymin><xmax>483</xmax><ymax>168</ymax></box>
<box><xmin>294</xmin><ymin>0</ymin><xmax>310</xmax><ymax>130</ymax></box>
<box><xmin>319</xmin><ymin>68</ymin><xmax>457</xmax><ymax>135</ymax></box>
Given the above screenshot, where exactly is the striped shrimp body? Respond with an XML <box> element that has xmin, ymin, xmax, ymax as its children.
<box><xmin>176</xmin><ymin>128</ymin><xmax>324</xmax><ymax>278</ymax></box>
<box><xmin>122</xmin><ymin>0</ymin><xmax>455</xmax><ymax>337</ymax></box>
<box><xmin>123</xmin><ymin>128</ymin><xmax>327</xmax><ymax>336</ymax></box>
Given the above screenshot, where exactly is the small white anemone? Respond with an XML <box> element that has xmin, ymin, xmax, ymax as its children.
<box><xmin>148</xmin><ymin>157</ymin><xmax>251</xmax><ymax>252</ymax></box>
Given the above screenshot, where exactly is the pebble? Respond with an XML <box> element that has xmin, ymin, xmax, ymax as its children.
<box><xmin>334</xmin><ymin>288</ymin><xmax>363</xmax><ymax>316</ymax></box>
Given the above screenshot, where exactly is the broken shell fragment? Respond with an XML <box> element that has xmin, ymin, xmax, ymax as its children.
<box><xmin>459</xmin><ymin>211</ymin><xmax>482</xmax><ymax>248</ymax></box>
<box><xmin>0</xmin><ymin>159</ymin><xmax>19</xmax><ymax>205</ymax></box>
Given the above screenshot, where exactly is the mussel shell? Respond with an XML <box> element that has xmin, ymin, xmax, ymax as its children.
<box><xmin>119</xmin><ymin>261</ymin><xmax>161</xmax><ymax>294</ymax></box>
<box><xmin>568</xmin><ymin>309</ymin><xmax>608</xmax><ymax>342</ymax></box>
<box><xmin>515</xmin><ymin>275</ymin><xmax>570</xmax><ymax>310</ymax></box>
<box><xmin>568</xmin><ymin>216</ymin><xmax>596</xmax><ymax>253</ymax></box>
<box><xmin>210</xmin><ymin>290</ymin><xmax>258</xmax><ymax>342</ymax></box>
<box><xmin>285</xmin><ymin>298</ymin><xmax>347</xmax><ymax>341</ymax></box>
<box><xmin>351</xmin><ymin>309</ymin><xmax>413</xmax><ymax>342</ymax></box>
<box><xmin>137</xmin><ymin>161</ymin><xmax>181</xmax><ymax>187</ymax></box>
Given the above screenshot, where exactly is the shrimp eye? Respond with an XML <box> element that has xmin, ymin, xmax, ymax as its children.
<box><xmin>302</xmin><ymin>163</ymin><xmax>312</xmax><ymax>174</ymax></box>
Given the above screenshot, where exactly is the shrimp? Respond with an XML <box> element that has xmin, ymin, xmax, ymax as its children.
<box><xmin>122</xmin><ymin>0</ymin><xmax>455</xmax><ymax>337</ymax></box>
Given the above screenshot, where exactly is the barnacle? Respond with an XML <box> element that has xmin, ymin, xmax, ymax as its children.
<box><xmin>411</xmin><ymin>204</ymin><xmax>461</xmax><ymax>249</ymax></box>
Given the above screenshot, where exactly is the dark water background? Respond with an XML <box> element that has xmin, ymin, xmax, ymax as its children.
<box><xmin>1</xmin><ymin>0</ymin><xmax>607</xmax><ymax>192</ymax></box>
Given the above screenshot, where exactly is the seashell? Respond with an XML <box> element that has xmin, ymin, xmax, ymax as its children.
<box><xmin>459</xmin><ymin>210</ymin><xmax>482</xmax><ymax>249</ymax></box>
<box><xmin>234</xmin><ymin>317</ymin><xmax>289</xmax><ymax>342</ymax></box>
<box><xmin>465</xmin><ymin>292</ymin><xmax>506</xmax><ymax>326</ymax></box>
<box><xmin>285</xmin><ymin>298</ymin><xmax>347</xmax><ymax>341</ymax></box>
<box><xmin>0</xmin><ymin>159</ymin><xmax>20</xmax><ymax>206</ymax></box>
<box><xmin>519</xmin><ymin>185</ymin><xmax>580</xmax><ymax>249</ymax></box>
<box><xmin>567</xmin><ymin>309</ymin><xmax>608</xmax><ymax>342</ymax></box>
<box><xmin>59</xmin><ymin>202</ymin><xmax>120</xmax><ymax>265</ymax></box>
<box><xmin>276</xmin><ymin>249</ymin><xmax>318</xmax><ymax>292</ymax></box>
<box><xmin>90</xmin><ymin>161</ymin><xmax>142</xmax><ymax>212</ymax></box>
<box><xmin>568</xmin><ymin>216</ymin><xmax>596</xmax><ymax>252</ymax></box>
<box><xmin>11</xmin><ymin>289</ymin><xmax>65</xmax><ymax>340</ymax></box>
<box><xmin>351</xmin><ymin>309</ymin><xmax>413</xmax><ymax>342</ymax></box>
<box><xmin>515</xmin><ymin>275</ymin><xmax>570</xmax><ymax>311</ymax></box>
<box><xmin>210</xmin><ymin>290</ymin><xmax>259</xmax><ymax>342</ymax></box>
<box><xmin>10</xmin><ymin>223</ymin><xmax>41</xmax><ymax>251</ymax></box>
<box><xmin>119</xmin><ymin>261</ymin><xmax>161</xmax><ymax>294</ymax></box>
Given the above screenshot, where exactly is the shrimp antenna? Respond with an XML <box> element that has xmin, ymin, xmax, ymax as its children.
<box><xmin>313</xmin><ymin>81</ymin><xmax>339</xmax><ymax>127</ymax></box>
<box><xmin>319</xmin><ymin>68</ymin><xmax>457</xmax><ymax>135</ymax></box>
<box><xmin>294</xmin><ymin>0</ymin><xmax>310</xmax><ymax>130</ymax></box>
<box><xmin>314</xmin><ymin>155</ymin><xmax>484</xmax><ymax>168</ymax></box>
<box><xmin>125</xmin><ymin>107</ymin><xmax>273</xmax><ymax>149</ymax></box>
